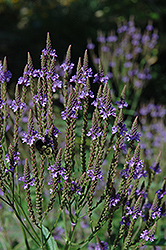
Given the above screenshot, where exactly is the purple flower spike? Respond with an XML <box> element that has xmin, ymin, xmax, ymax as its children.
<box><xmin>107</xmin><ymin>35</ymin><xmax>118</xmax><ymax>43</ymax></box>
<box><xmin>17</xmin><ymin>70</ymin><xmax>30</xmax><ymax>86</ymax></box>
<box><xmin>117</xmin><ymin>25</ymin><xmax>128</xmax><ymax>33</ymax></box>
<box><xmin>156</xmin><ymin>188</ymin><xmax>166</xmax><ymax>200</ymax></box>
<box><xmin>112</xmin><ymin>123</ymin><xmax>128</xmax><ymax>136</ymax></box>
<box><xmin>146</xmin><ymin>24</ymin><xmax>153</xmax><ymax>31</ymax></box>
<box><xmin>70</xmin><ymin>180</ymin><xmax>82</xmax><ymax>195</ymax></box>
<box><xmin>10</xmin><ymin>99</ymin><xmax>26</xmax><ymax>113</ymax></box>
<box><xmin>91</xmin><ymin>91</ymin><xmax>116</xmax><ymax>120</ymax></box>
<box><xmin>61</xmin><ymin>97</ymin><xmax>82</xmax><ymax>121</ymax></box>
<box><xmin>126</xmin><ymin>130</ymin><xmax>141</xmax><ymax>142</ymax></box>
<box><xmin>22</xmin><ymin>130</ymin><xmax>39</xmax><ymax>146</ymax></box>
<box><xmin>0</xmin><ymin>98</ymin><xmax>5</xmax><ymax>109</ymax></box>
<box><xmin>87</xmin><ymin>43</ymin><xmax>95</xmax><ymax>50</ymax></box>
<box><xmin>140</xmin><ymin>229</ymin><xmax>155</xmax><ymax>242</ymax></box>
<box><xmin>109</xmin><ymin>193</ymin><xmax>120</xmax><ymax>208</ymax></box>
<box><xmin>19</xmin><ymin>175</ymin><xmax>35</xmax><ymax>189</ymax></box>
<box><xmin>115</xmin><ymin>98</ymin><xmax>128</xmax><ymax>109</ymax></box>
<box><xmin>60</xmin><ymin>62</ymin><xmax>74</xmax><ymax>72</ymax></box>
<box><xmin>48</xmin><ymin>163</ymin><xmax>67</xmax><ymax>182</ymax></box>
<box><xmin>70</xmin><ymin>66</ymin><xmax>93</xmax><ymax>88</ymax></box>
<box><xmin>41</xmin><ymin>48</ymin><xmax>57</xmax><ymax>59</ymax></box>
<box><xmin>97</xmin><ymin>36</ymin><xmax>106</xmax><ymax>43</ymax></box>
<box><xmin>119</xmin><ymin>216</ymin><xmax>130</xmax><ymax>226</ymax></box>
<box><xmin>95</xmin><ymin>241</ymin><xmax>109</xmax><ymax>250</ymax></box>
<box><xmin>5</xmin><ymin>151</ymin><xmax>20</xmax><ymax>173</ymax></box>
<box><xmin>33</xmin><ymin>94</ymin><xmax>48</xmax><ymax>107</ymax></box>
<box><xmin>150</xmin><ymin>163</ymin><xmax>161</xmax><ymax>175</ymax></box>
<box><xmin>93</xmin><ymin>73</ymin><xmax>109</xmax><ymax>84</ymax></box>
<box><xmin>87</xmin><ymin>126</ymin><xmax>104</xmax><ymax>140</ymax></box>
<box><xmin>0</xmin><ymin>62</ymin><xmax>12</xmax><ymax>83</ymax></box>
<box><xmin>87</xmin><ymin>168</ymin><xmax>103</xmax><ymax>181</ymax></box>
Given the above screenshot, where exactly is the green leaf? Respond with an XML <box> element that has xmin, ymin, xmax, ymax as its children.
<box><xmin>42</xmin><ymin>225</ymin><xmax>59</xmax><ymax>250</ymax></box>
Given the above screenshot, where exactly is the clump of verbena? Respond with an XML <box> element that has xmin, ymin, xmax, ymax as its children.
<box><xmin>0</xmin><ymin>33</ymin><xmax>165</xmax><ymax>250</ymax></box>
<box><xmin>87</xmin><ymin>17</ymin><xmax>159</xmax><ymax>123</ymax></box>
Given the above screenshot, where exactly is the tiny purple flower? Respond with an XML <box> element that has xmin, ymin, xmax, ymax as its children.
<box><xmin>33</xmin><ymin>94</ymin><xmax>48</xmax><ymax>107</ymax></box>
<box><xmin>17</xmin><ymin>70</ymin><xmax>30</xmax><ymax>86</ymax></box>
<box><xmin>107</xmin><ymin>35</ymin><xmax>118</xmax><ymax>42</ymax></box>
<box><xmin>10</xmin><ymin>99</ymin><xmax>26</xmax><ymax>113</ymax></box>
<box><xmin>87</xmin><ymin>168</ymin><xmax>103</xmax><ymax>181</ymax></box>
<box><xmin>150</xmin><ymin>163</ymin><xmax>161</xmax><ymax>175</ymax></box>
<box><xmin>115</xmin><ymin>98</ymin><xmax>128</xmax><ymax>109</ymax></box>
<box><xmin>48</xmin><ymin>163</ymin><xmax>67</xmax><ymax>182</ymax></box>
<box><xmin>60</xmin><ymin>62</ymin><xmax>74</xmax><ymax>72</ymax></box>
<box><xmin>5</xmin><ymin>151</ymin><xmax>20</xmax><ymax>173</ymax></box>
<box><xmin>0</xmin><ymin>98</ymin><xmax>5</xmax><ymax>109</ymax></box>
<box><xmin>119</xmin><ymin>216</ymin><xmax>130</xmax><ymax>226</ymax></box>
<box><xmin>0</xmin><ymin>62</ymin><xmax>12</xmax><ymax>83</ymax></box>
<box><xmin>117</xmin><ymin>25</ymin><xmax>128</xmax><ymax>33</ymax></box>
<box><xmin>155</xmin><ymin>189</ymin><xmax>166</xmax><ymax>200</ymax></box>
<box><xmin>112</xmin><ymin>123</ymin><xmax>128</xmax><ymax>136</ymax></box>
<box><xmin>87</xmin><ymin>43</ymin><xmax>95</xmax><ymax>50</ymax></box>
<box><xmin>22</xmin><ymin>130</ymin><xmax>39</xmax><ymax>146</ymax></box>
<box><xmin>140</xmin><ymin>229</ymin><xmax>155</xmax><ymax>242</ymax></box>
<box><xmin>124</xmin><ymin>62</ymin><xmax>133</xmax><ymax>68</ymax></box>
<box><xmin>93</xmin><ymin>73</ymin><xmax>109</xmax><ymax>84</ymax></box>
<box><xmin>61</xmin><ymin>97</ymin><xmax>82</xmax><ymax>121</ymax></box>
<box><xmin>109</xmin><ymin>193</ymin><xmax>120</xmax><ymax>207</ymax></box>
<box><xmin>19</xmin><ymin>175</ymin><xmax>35</xmax><ymax>189</ymax></box>
<box><xmin>146</xmin><ymin>24</ymin><xmax>153</xmax><ymax>31</ymax></box>
<box><xmin>87</xmin><ymin>126</ymin><xmax>104</xmax><ymax>140</ymax></box>
<box><xmin>121</xmin><ymin>76</ymin><xmax>129</xmax><ymax>83</ymax></box>
<box><xmin>70</xmin><ymin>180</ymin><xmax>82</xmax><ymax>195</ymax></box>
<box><xmin>95</xmin><ymin>241</ymin><xmax>109</xmax><ymax>250</ymax></box>
<box><xmin>97</xmin><ymin>36</ymin><xmax>106</xmax><ymax>43</ymax></box>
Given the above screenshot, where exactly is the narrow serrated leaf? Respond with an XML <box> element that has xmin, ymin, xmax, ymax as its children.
<box><xmin>42</xmin><ymin>225</ymin><xmax>59</xmax><ymax>250</ymax></box>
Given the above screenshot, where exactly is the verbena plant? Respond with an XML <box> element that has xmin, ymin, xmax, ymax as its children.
<box><xmin>139</xmin><ymin>103</ymin><xmax>166</xmax><ymax>168</ymax></box>
<box><xmin>0</xmin><ymin>33</ymin><xmax>165</xmax><ymax>250</ymax></box>
<box><xmin>87</xmin><ymin>17</ymin><xmax>159</xmax><ymax>121</ymax></box>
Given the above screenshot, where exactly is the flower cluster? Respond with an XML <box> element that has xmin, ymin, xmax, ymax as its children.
<box><xmin>87</xmin><ymin>168</ymin><xmax>103</xmax><ymax>181</ymax></box>
<box><xmin>5</xmin><ymin>151</ymin><xmax>20</xmax><ymax>173</ymax></box>
<box><xmin>0</xmin><ymin>61</ymin><xmax>12</xmax><ymax>83</ymax></box>
<box><xmin>22</xmin><ymin>129</ymin><xmax>39</xmax><ymax>146</ymax></box>
<box><xmin>61</xmin><ymin>90</ymin><xmax>82</xmax><ymax>120</ymax></box>
<box><xmin>91</xmin><ymin>91</ymin><xmax>116</xmax><ymax>120</ymax></box>
<box><xmin>121</xmin><ymin>154</ymin><xmax>147</xmax><ymax>180</ymax></box>
<box><xmin>19</xmin><ymin>175</ymin><xmax>35</xmax><ymax>190</ymax></box>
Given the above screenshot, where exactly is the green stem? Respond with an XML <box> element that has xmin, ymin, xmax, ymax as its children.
<box><xmin>14</xmin><ymin>195</ymin><xmax>40</xmax><ymax>242</ymax></box>
<box><xmin>14</xmin><ymin>165</ymin><xmax>31</xmax><ymax>249</ymax></box>
<box><xmin>64</xmin><ymin>220</ymin><xmax>78</xmax><ymax>250</ymax></box>
<box><xmin>14</xmin><ymin>200</ymin><xmax>31</xmax><ymax>249</ymax></box>
<box><xmin>12</xmin><ymin>204</ymin><xmax>41</xmax><ymax>247</ymax></box>
<box><xmin>63</xmin><ymin>208</ymin><xmax>68</xmax><ymax>241</ymax></box>
<box><xmin>40</xmin><ymin>221</ymin><xmax>44</xmax><ymax>250</ymax></box>
<box><xmin>0</xmin><ymin>196</ymin><xmax>11</xmax><ymax>206</ymax></box>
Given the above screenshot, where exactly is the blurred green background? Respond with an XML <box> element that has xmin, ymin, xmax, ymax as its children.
<box><xmin>0</xmin><ymin>0</ymin><xmax>166</xmax><ymax>103</ymax></box>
